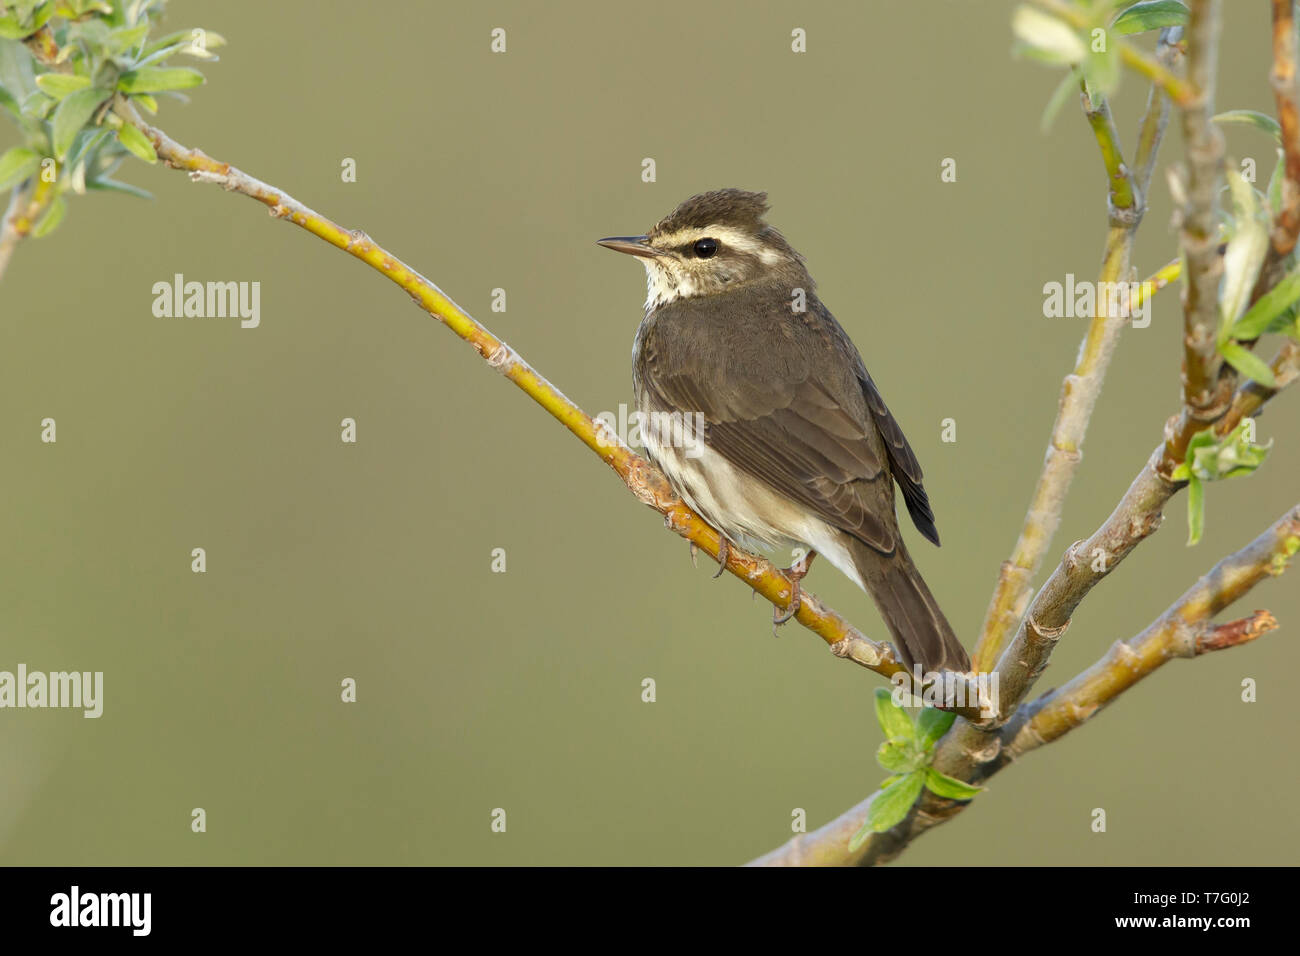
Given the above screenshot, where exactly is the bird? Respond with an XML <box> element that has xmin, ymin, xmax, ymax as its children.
<box><xmin>597</xmin><ymin>188</ymin><xmax>970</xmax><ymax>674</ymax></box>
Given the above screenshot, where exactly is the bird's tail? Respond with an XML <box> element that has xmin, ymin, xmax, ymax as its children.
<box><xmin>848</xmin><ymin>537</ymin><xmax>970</xmax><ymax>674</ymax></box>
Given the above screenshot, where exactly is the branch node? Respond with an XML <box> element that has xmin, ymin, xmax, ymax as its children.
<box><xmin>1196</xmin><ymin>610</ymin><xmax>1278</xmax><ymax>654</ymax></box>
<box><xmin>1027</xmin><ymin>612</ymin><xmax>1070</xmax><ymax>644</ymax></box>
<box><xmin>485</xmin><ymin>342</ymin><xmax>517</xmax><ymax>373</ymax></box>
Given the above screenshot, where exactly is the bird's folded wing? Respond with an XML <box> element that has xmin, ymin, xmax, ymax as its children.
<box><xmin>644</xmin><ymin>365</ymin><xmax>900</xmax><ymax>555</ymax></box>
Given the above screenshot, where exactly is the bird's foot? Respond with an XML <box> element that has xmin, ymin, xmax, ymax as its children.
<box><xmin>712</xmin><ymin>535</ymin><xmax>732</xmax><ymax>579</ymax></box>
<box><xmin>772</xmin><ymin>550</ymin><xmax>817</xmax><ymax>631</ymax></box>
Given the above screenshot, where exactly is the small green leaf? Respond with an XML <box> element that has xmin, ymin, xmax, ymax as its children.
<box><xmin>877</xmin><ymin>740</ymin><xmax>923</xmax><ymax>774</ymax></box>
<box><xmin>1213</xmin><ymin>109</ymin><xmax>1283</xmax><ymax>143</ymax></box>
<box><xmin>62</xmin><ymin>126</ymin><xmax>110</xmax><ymax>174</ymax></box>
<box><xmin>924</xmin><ymin>768</ymin><xmax>984</xmax><ymax>800</ymax></box>
<box><xmin>1267</xmin><ymin>148</ymin><xmax>1286</xmax><ymax>216</ymax></box>
<box><xmin>142</xmin><ymin>28</ymin><xmax>228</xmax><ymax>59</ymax></box>
<box><xmin>1219</xmin><ymin>342</ymin><xmax>1278</xmax><ymax>388</ymax></box>
<box><xmin>0</xmin><ymin>145</ymin><xmax>40</xmax><ymax>190</ymax></box>
<box><xmin>873</xmin><ymin>687</ymin><xmax>915</xmax><ymax>743</ymax></box>
<box><xmin>1186</xmin><ymin>475</ymin><xmax>1204</xmax><ymax>546</ymax></box>
<box><xmin>115</xmin><ymin>122</ymin><xmax>157</xmax><ymax>164</ymax></box>
<box><xmin>1112</xmin><ymin>1</ymin><xmax>1189</xmax><ymax>36</ymax></box>
<box><xmin>0</xmin><ymin>82</ymin><xmax>19</xmax><ymax>117</ymax></box>
<box><xmin>1083</xmin><ymin>42</ymin><xmax>1120</xmax><ymax>101</ymax></box>
<box><xmin>0</xmin><ymin>14</ymin><xmax>29</xmax><ymax>41</ymax></box>
<box><xmin>106</xmin><ymin>23</ymin><xmax>150</xmax><ymax>55</ymax></box>
<box><xmin>117</xmin><ymin>67</ymin><xmax>205</xmax><ymax>94</ymax></box>
<box><xmin>51</xmin><ymin>86</ymin><xmax>109</xmax><ymax>160</ymax></box>
<box><xmin>85</xmin><ymin>176</ymin><xmax>153</xmax><ymax>200</ymax></box>
<box><xmin>1189</xmin><ymin>420</ymin><xmax>1272</xmax><ymax>482</ymax></box>
<box><xmin>1232</xmin><ymin>265</ymin><xmax>1300</xmax><ymax>340</ymax></box>
<box><xmin>30</xmin><ymin>191</ymin><xmax>65</xmax><ymax>238</ymax></box>
<box><xmin>850</xmin><ymin>772</ymin><xmax>926</xmax><ymax>850</ymax></box>
<box><xmin>131</xmin><ymin>92</ymin><xmax>158</xmax><ymax>114</ymax></box>
<box><xmin>866</xmin><ymin>772</ymin><xmax>926</xmax><ymax>837</ymax></box>
<box><xmin>1040</xmin><ymin>67</ymin><xmax>1080</xmax><ymax>133</ymax></box>
<box><xmin>35</xmin><ymin>73</ymin><xmax>91</xmax><ymax>100</ymax></box>
<box><xmin>1012</xmin><ymin>6</ymin><xmax>1087</xmax><ymax>65</ymax></box>
<box><xmin>1220</xmin><ymin>167</ymin><xmax>1269</xmax><ymax>328</ymax></box>
<box><xmin>916</xmin><ymin>707</ymin><xmax>957</xmax><ymax>751</ymax></box>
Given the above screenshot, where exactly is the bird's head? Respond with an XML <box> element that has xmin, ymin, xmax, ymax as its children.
<box><xmin>598</xmin><ymin>188</ymin><xmax>806</xmax><ymax>309</ymax></box>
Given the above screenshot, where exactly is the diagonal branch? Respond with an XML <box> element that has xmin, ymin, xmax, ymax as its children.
<box><xmin>1030</xmin><ymin>0</ymin><xmax>1197</xmax><ymax>107</ymax></box>
<box><xmin>105</xmin><ymin>98</ymin><xmax>999</xmax><ymax>716</ymax></box>
<box><xmin>1000</xmin><ymin>506</ymin><xmax>1299</xmax><ymax>760</ymax></box>
<box><xmin>1255</xmin><ymin>0</ymin><xmax>1300</xmax><ymax>299</ymax></box>
<box><xmin>1175</xmin><ymin>0</ymin><xmax>1228</xmax><ymax>441</ymax></box>
<box><xmin>0</xmin><ymin>177</ymin><xmax>55</xmax><ymax>284</ymax></box>
<box><xmin>752</xmin><ymin>504</ymin><xmax>1299</xmax><ymax>866</ymax></box>
<box><xmin>973</xmin><ymin>34</ymin><xmax>1177</xmax><ymax>671</ymax></box>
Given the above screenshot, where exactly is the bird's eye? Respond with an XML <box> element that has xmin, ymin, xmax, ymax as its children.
<box><xmin>693</xmin><ymin>237</ymin><xmax>719</xmax><ymax>259</ymax></box>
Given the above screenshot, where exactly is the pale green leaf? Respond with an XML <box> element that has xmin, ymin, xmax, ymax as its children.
<box><xmin>1220</xmin><ymin>167</ymin><xmax>1269</xmax><ymax>328</ymax></box>
<box><xmin>0</xmin><ymin>144</ymin><xmax>40</xmax><ymax>190</ymax></box>
<box><xmin>35</xmin><ymin>73</ymin><xmax>91</xmax><ymax>100</ymax></box>
<box><xmin>1012</xmin><ymin>6</ymin><xmax>1087</xmax><ymax>64</ymax></box>
<box><xmin>873</xmin><ymin>687</ymin><xmax>915</xmax><ymax>743</ymax></box>
<box><xmin>1112</xmin><ymin>1</ymin><xmax>1189</xmax><ymax>36</ymax></box>
<box><xmin>924</xmin><ymin>768</ymin><xmax>984</xmax><ymax>800</ymax></box>
<box><xmin>1232</xmin><ymin>265</ymin><xmax>1300</xmax><ymax>340</ymax></box>
<box><xmin>866</xmin><ymin>772</ymin><xmax>926</xmax><ymax>835</ymax></box>
<box><xmin>916</xmin><ymin>707</ymin><xmax>957</xmax><ymax>751</ymax></box>
<box><xmin>51</xmin><ymin>86</ymin><xmax>109</xmax><ymax>159</ymax></box>
<box><xmin>1186</xmin><ymin>475</ymin><xmax>1204</xmax><ymax>546</ymax></box>
<box><xmin>1214</xmin><ymin>109</ymin><xmax>1283</xmax><ymax>143</ymax></box>
<box><xmin>85</xmin><ymin>176</ymin><xmax>153</xmax><ymax>200</ymax></box>
<box><xmin>1040</xmin><ymin>68</ymin><xmax>1080</xmax><ymax>133</ymax></box>
<box><xmin>876</xmin><ymin>740</ymin><xmax>920</xmax><ymax>774</ymax></box>
<box><xmin>115</xmin><ymin>122</ymin><xmax>157</xmax><ymax>163</ymax></box>
<box><xmin>30</xmin><ymin>191</ymin><xmax>65</xmax><ymax>238</ymax></box>
<box><xmin>117</xmin><ymin>67</ymin><xmax>205</xmax><ymax>94</ymax></box>
<box><xmin>1219</xmin><ymin>342</ymin><xmax>1277</xmax><ymax>388</ymax></box>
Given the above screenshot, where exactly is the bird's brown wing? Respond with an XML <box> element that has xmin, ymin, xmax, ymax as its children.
<box><xmin>638</xmin><ymin>293</ymin><xmax>918</xmax><ymax>554</ymax></box>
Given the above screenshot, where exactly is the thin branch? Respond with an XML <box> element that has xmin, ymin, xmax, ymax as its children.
<box><xmin>106</xmin><ymin>98</ymin><xmax>999</xmax><ymax>717</ymax></box>
<box><xmin>0</xmin><ymin>177</ymin><xmax>54</xmax><ymax>284</ymax></box>
<box><xmin>1134</xmin><ymin>27</ymin><xmax>1185</xmax><ymax>199</ymax></box>
<box><xmin>1197</xmin><ymin>609</ymin><xmax>1278</xmax><ymax>653</ymax></box>
<box><xmin>1001</xmin><ymin>506</ymin><xmax>1300</xmax><ymax>760</ymax></box>
<box><xmin>1267</xmin><ymin>0</ymin><xmax>1300</xmax><ymax>261</ymax></box>
<box><xmin>1177</xmin><ymin>0</ymin><xmax>1227</xmax><ymax>431</ymax></box>
<box><xmin>985</xmin><ymin>339</ymin><xmax>1298</xmax><ymax>729</ymax></box>
<box><xmin>754</xmin><ymin>505</ymin><xmax>1300</xmax><ymax>866</ymax></box>
<box><xmin>974</xmin><ymin>49</ymin><xmax>1166</xmax><ymax>672</ymax></box>
<box><xmin>1216</xmin><ymin>339</ymin><xmax>1300</xmax><ymax>436</ymax></box>
<box><xmin>1083</xmin><ymin>84</ymin><xmax>1138</xmax><ymax>214</ymax></box>
<box><xmin>1248</xmin><ymin>0</ymin><xmax>1300</xmax><ymax>308</ymax></box>
<box><xmin>1031</xmin><ymin>0</ymin><xmax>1197</xmax><ymax>107</ymax></box>
<box><xmin>775</xmin><ymin>3</ymin><xmax>1287</xmax><ymax>862</ymax></box>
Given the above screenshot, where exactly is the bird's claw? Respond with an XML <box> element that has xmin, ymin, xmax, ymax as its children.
<box><xmin>771</xmin><ymin>550</ymin><xmax>817</xmax><ymax>633</ymax></box>
<box><xmin>712</xmin><ymin>536</ymin><xmax>730</xmax><ymax>579</ymax></box>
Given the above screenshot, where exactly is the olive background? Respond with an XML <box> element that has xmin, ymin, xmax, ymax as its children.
<box><xmin>1</xmin><ymin>0</ymin><xmax>1296</xmax><ymax>865</ymax></box>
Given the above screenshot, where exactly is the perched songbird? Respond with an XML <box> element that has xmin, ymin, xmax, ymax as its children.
<box><xmin>598</xmin><ymin>189</ymin><xmax>970</xmax><ymax>674</ymax></box>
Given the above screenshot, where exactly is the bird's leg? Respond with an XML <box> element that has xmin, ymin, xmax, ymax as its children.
<box><xmin>772</xmin><ymin>550</ymin><xmax>817</xmax><ymax>629</ymax></box>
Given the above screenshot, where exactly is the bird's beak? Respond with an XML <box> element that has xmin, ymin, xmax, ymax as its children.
<box><xmin>596</xmin><ymin>235</ymin><xmax>663</xmax><ymax>259</ymax></box>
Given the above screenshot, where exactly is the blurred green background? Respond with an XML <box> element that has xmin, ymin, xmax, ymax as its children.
<box><xmin>1</xmin><ymin>0</ymin><xmax>1296</xmax><ymax>866</ymax></box>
